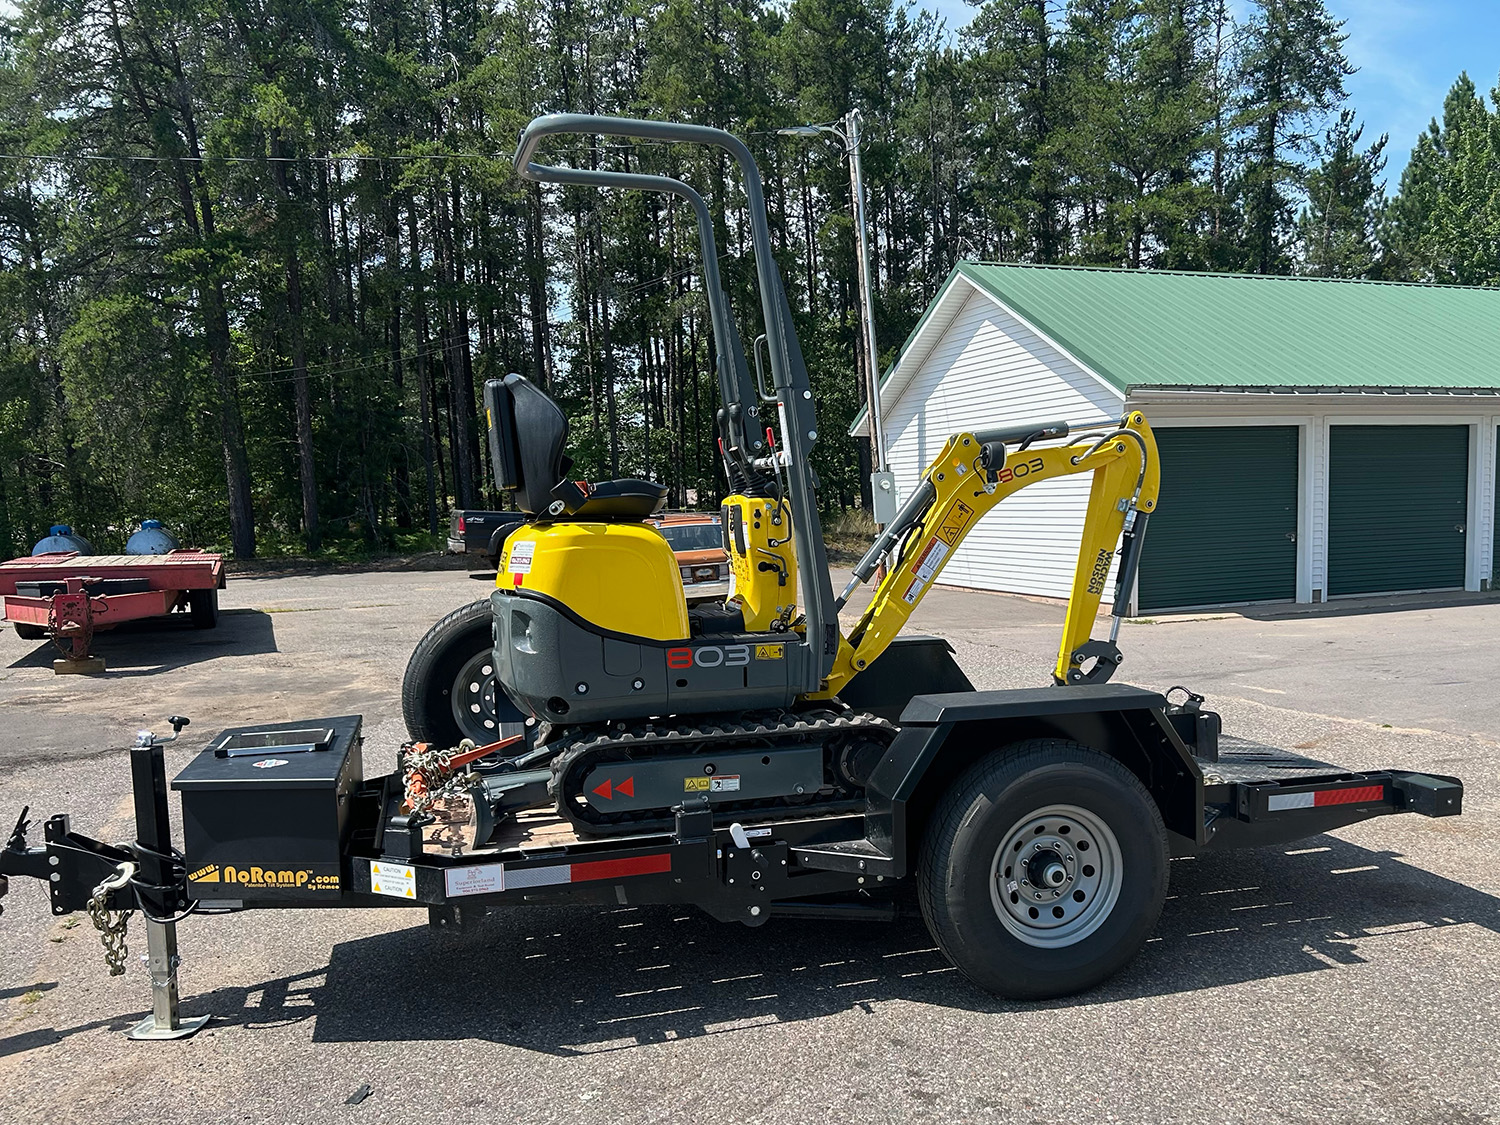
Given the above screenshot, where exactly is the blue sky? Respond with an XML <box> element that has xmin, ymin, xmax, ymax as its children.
<box><xmin>921</xmin><ymin>0</ymin><xmax>1500</xmax><ymax>189</ymax></box>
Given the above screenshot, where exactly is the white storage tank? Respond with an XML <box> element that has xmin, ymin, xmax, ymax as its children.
<box><xmin>126</xmin><ymin>519</ymin><xmax>180</xmax><ymax>555</ymax></box>
<box><xmin>32</xmin><ymin>524</ymin><xmax>93</xmax><ymax>555</ymax></box>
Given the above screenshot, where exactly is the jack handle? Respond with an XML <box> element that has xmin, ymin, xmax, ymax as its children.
<box><xmin>134</xmin><ymin>715</ymin><xmax>190</xmax><ymax>749</ymax></box>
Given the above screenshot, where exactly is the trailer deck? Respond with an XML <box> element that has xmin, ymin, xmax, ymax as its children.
<box><xmin>0</xmin><ymin>680</ymin><xmax>1465</xmax><ymax>1039</ymax></box>
<box><xmin>0</xmin><ymin>550</ymin><xmax>225</xmax><ymax>666</ymax></box>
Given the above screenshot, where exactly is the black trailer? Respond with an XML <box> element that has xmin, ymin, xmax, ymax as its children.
<box><xmin>0</xmin><ymin>637</ymin><xmax>1462</xmax><ymax>1038</ymax></box>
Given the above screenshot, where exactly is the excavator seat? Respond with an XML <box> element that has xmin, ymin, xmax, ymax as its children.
<box><xmin>484</xmin><ymin>373</ymin><xmax>666</xmax><ymax>521</ymax></box>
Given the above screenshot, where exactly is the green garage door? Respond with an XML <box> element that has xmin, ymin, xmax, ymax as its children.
<box><xmin>1138</xmin><ymin>426</ymin><xmax>1299</xmax><ymax>611</ymax></box>
<box><xmin>1328</xmin><ymin>425</ymin><xmax>1468</xmax><ymax>596</ymax></box>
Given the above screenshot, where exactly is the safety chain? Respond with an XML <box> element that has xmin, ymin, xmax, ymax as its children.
<box><xmin>87</xmin><ymin>861</ymin><xmax>137</xmax><ymax>976</ymax></box>
<box><xmin>400</xmin><ymin>740</ymin><xmax>482</xmax><ymax>815</ymax></box>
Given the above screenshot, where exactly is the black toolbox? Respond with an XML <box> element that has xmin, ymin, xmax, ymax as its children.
<box><xmin>172</xmin><ymin>715</ymin><xmax>363</xmax><ymax>901</ymax></box>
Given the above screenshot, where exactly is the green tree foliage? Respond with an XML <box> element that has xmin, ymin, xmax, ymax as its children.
<box><xmin>1233</xmin><ymin>0</ymin><xmax>1352</xmax><ymax>274</ymax></box>
<box><xmin>0</xmin><ymin>0</ymin><xmax>1452</xmax><ymax>560</ymax></box>
<box><xmin>1386</xmin><ymin>74</ymin><xmax>1500</xmax><ymax>286</ymax></box>
<box><xmin>1297</xmin><ymin>109</ymin><xmax>1386</xmax><ymax>277</ymax></box>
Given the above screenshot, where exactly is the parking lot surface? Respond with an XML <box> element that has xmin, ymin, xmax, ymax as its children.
<box><xmin>1</xmin><ymin>567</ymin><xmax>1496</xmax><ymax>1124</ymax></box>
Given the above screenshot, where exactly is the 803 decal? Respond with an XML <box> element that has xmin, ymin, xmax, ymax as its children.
<box><xmin>992</xmin><ymin>455</ymin><xmax>1045</xmax><ymax>485</ymax></box>
<box><xmin>667</xmin><ymin>644</ymin><xmax>750</xmax><ymax>669</ymax></box>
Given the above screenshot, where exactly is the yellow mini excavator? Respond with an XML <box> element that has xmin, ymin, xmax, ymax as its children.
<box><xmin>475</xmin><ymin>115</ymin><xmax>1160</xmax><ymax>844</ymax></box>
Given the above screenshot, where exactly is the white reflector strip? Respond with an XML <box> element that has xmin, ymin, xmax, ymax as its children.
<box><xmin>1268</xmin><ymin>792</ymin><xmax>1316</xmax><ymax>811</ymax></box>
<box><xmin>505</xmin><ymin>863</ymin><xmax>571</xmax><ymax>889</ymax></box>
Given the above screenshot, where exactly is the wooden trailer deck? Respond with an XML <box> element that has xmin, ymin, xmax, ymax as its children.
<box><xmin>0</xmin><ymin>551</ymin><xmax>224</xmax><ymax>593</ymax></box>
<box><xmin>0</xmin><ymin>550</ymin><xmax>226</xmax><ymax>661</ymax></box>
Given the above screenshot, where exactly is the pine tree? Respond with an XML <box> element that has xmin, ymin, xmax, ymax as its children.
<box><xmin>1297</xmin><ymin>109</ymin><xmax>1387</xmax><ymax>277</ymax></box>
<box><xmin>1386</xmin><ymin>73</ymin><xmax>1500</xmax><ymax>286</ymax></box>
<box><xmin>1233</xmin><ymin>0</ymin><xmax>1352</xmax><ymax>274</ymax></box>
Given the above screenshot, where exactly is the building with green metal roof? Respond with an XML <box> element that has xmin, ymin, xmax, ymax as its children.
<box><xmin>851</xmin><ymin>263</ymin><xmax>1500</xmax><ymax>610</ymax></box>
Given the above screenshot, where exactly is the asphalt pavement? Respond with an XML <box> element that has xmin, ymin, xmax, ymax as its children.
<box><xmin>1</xmin><ymin>566</ymin><xmax>1496</xmax><ymax>1124</ymax></box>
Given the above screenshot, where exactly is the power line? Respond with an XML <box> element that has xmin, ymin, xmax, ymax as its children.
<box><xmin>0</xmin><ymin>151</ymin><xmax>508</xmax><ymax>166</ymax></box>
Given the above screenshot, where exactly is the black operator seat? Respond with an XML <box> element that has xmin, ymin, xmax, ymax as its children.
<box><xmin>485</xmin><ymin>373</ymin><xmax>667</xmax><ymax>521</ymax></box>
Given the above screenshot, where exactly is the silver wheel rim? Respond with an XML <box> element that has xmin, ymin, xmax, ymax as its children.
<box><xmin>989</xmin><ymin>803</ymin><xmax>1123</xmax><ymax>949</ymax></box>
<box><xmin>450</xmin><ymin>650</ymin><xmax>500</xmax><ymax>742</ymax></box>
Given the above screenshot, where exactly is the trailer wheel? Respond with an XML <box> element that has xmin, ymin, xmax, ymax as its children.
<box><xmin>402</xmin><ymin>599</ymin><xmax>525</xmax><ymax>748</ymax></box>
<box><xmin>188</xmin><ymin>588</ymin><xmax>219</xmax><ymax>629</ymax></box>
<box><xmin>917</xmin><ymin>739</ymin><xmax>1168</xmax><ymax>1000</ymax></box>
<box><xmin>12</xmin><ymin>622</ymin><xmax>46</xmax><ymax>640</ymax></box>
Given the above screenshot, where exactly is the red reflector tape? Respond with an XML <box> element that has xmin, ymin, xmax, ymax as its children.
<box><xmin>570</xmin><ymin>853</ymin><xmax>672</xmax><ymax>883</ymax></box>
<box><xmin>1315</xmin><ymin>784</ymin><xmax>1384</xmax><ymax>807</ymax></box>
<box><xmin>1268</xmin><ymin>783</ymin><xmax>1387</xmax><ymax>812</ymax></box>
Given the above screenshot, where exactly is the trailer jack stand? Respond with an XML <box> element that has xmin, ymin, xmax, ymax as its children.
<box><xmin>126</xmin><ymin>919</ymin><xmax>208</xmax><ymax>1041</ymax></box>
<box><xmin>123</xmin><ymin>721</ymin><xmax>207</xmax><ymax>1042</ymax></box>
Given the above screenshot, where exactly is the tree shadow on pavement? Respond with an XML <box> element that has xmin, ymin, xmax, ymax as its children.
<box><xmin>149</xmin><ymin>833</ymin><xmax>1500</xmax><ymax>1057</ymax></box>
<box><xmin>4</xmin><ymin>609</ymin><xmax>277</xmax><ymax>676</ymax></box>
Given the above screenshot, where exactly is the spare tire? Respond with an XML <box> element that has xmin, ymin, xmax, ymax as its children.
<box><xmin>401</xmin><ymin>599</ymin><xmax>527</xmax><ymax>748</ymax></box>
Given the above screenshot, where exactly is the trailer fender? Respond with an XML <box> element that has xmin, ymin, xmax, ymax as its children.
<box><xmin>864</xmin><ymin>684</ymin><xmax>1203</xmax><ymax>875</ymax></box>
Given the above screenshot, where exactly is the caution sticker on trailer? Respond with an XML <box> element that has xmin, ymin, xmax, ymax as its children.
<box><xmin>370</xmin><ymin>860</ymin><xmax>416</xmax><ymax>900</ymax></box>
<box><xmin>709</xmin><ymin>775</ymin><xmax>741</xmax><ymax>793</ymax></box>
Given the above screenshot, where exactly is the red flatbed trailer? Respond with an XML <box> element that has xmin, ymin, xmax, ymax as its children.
<box><xmin>0</xmin><ymin>551</ymin><xmax>225</xmax><ymax>667</ymax></box>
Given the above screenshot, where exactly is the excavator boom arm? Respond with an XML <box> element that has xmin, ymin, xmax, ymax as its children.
<box><xmin>819</xmin><ymin>411</ymin><xmax>1160</xmax><ymax>697</ymax></box>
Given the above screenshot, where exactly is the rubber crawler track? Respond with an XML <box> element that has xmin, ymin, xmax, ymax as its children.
<box><xmin>546</xmin><ymin>708</ymin><xmax>895</xmax><ymax>837</ymax></box>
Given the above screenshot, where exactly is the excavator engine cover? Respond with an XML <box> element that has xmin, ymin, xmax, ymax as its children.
<box><xmin>491</xmin><ymin>588</ymin><xmax>808</xmax><ymax>724</ymax></box>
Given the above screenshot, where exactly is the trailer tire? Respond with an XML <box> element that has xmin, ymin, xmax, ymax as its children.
<box><xmin>917</xmin><ymin>739</ymin><xmax>1168</xmax><ymax>1000</ymax></box>
<box><xmin>402</xmin><ymin>599</ymin><xmax>525</xmax><ymax>748</ymax></box>
<box><xmin>12</xmin><ymin>622</ymin><xmax>46</xmax><ymax>640</ymax></box>
<box><xmin>188</xmin><ymin>588</ymin><xmax>219</xmax><ymax>629</ymax></box>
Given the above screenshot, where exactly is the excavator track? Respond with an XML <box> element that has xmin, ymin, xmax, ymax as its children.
<box><xmin>546</xmin><ymin>708</ymin><xmax>896</xmax><ymax>837</ymax></box>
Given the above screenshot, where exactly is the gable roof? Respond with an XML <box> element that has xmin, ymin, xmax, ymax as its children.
<box><xmin>851</xmin><ymin>263</ymin><xmax>1500</xmax><ymax>434</ymax></box>
<box><xmin>954</xmin><ymin>262</ymin><xmax>1500</xmax><ymax>393</ymax></box>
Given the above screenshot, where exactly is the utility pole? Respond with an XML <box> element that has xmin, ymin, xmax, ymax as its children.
<box><xmin>779</xmin><ymin>112</ymin><xmax>893</xmax><ymax>528</ymax></box>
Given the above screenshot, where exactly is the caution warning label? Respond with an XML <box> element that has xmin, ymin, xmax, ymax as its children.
<box><xmin>370</xmin><ymin>861</ymin><xmax>416</xmax><ymax>900</ymax></box>
<box><xmin>935</xmin><ymin>500</ymin><xmax>976</xmax><ymax>545</ymax></box>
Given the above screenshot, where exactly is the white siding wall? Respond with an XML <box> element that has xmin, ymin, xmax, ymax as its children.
<box><xmin>1481</xmin><ymin>418</ymin><xmax>1498</xmax><ymax>588</ymax></box>
<box><xmin>883</xmin><ymin>285</ymin><xmax>1125</xmax><ymax>599</ymax></box>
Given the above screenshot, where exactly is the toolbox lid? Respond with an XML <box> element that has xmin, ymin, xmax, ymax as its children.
<box><xmin>172</xmin><ymin>715</ymin><xmax>363</xmax><ymax>791</ymax></box>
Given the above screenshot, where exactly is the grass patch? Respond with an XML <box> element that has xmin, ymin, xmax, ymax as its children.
<box><xmin>20</xmin><ymin>990</ymin><xmax>42</xmax><ymax>1005</ymax></box>
<box><xmin>824</xmin><ymin>507</ymin><xmax>877</xmax><ymax>565</ymax></box>
<box><xmin>225</xmin><ymin>529</ymin><xmax>469</xmax><ymax>574</ymax></box>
